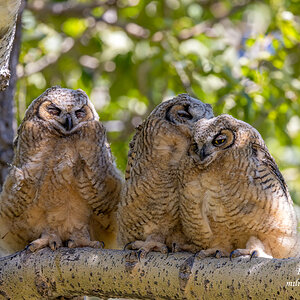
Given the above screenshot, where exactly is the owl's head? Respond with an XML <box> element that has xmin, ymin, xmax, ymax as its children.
<box><xmin>24</xmin><ymin>86</ymin><xmax>99</xmax><ymax>135</ymax></box>
<box><xmin>127</xmin><ymin>94</ymin><xmax>213</xmax><ymax>169</ymax></box>
<box><xmin>149</xmin><ymin>93</ymin><xmax>213</xmax><ymax>126</ymax></box>
<box><xmin>191</xmin><ymin>114</ymin><xmax>264</xmax><ymax>167</ymax></box>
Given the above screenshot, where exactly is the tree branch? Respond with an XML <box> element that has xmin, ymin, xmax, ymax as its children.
<box><xmin>0</xmin><ymin>0</ymin><xmax>21</xmax><ymax>90</ymax></box>
<box><xmin>0</xmin><ymin>247</ymin><xmax>299</xmax><ymax>299</ymax></box>
<box><xmin>0</xmin><ymin>2</ymin><xmax>23</xmax><ymax>191</ymax></box>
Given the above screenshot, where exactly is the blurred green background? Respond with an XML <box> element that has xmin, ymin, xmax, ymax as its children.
<box><xmin>17</xmin><ymin>0</ymin><xmax>300</xmax><ymax>203</ymax></box>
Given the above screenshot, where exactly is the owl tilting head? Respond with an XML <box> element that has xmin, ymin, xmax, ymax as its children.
<box><xmin>180</xmin><ymin>114</ymin><xmax>299</xmax><ymax>259</ymax></box>
<box><xmin>192</xmin><ymin>114</ymin><xmax>266</xmax><ymax>168</ymax></box>
<box><xmin>118</xmin><ymin>94</ymin><xmax>214</xmax><ymax>256</ymax></box>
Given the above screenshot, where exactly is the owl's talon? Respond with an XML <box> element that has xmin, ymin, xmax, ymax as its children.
<box><xmin>215</xmin><ymin>250</ymin><xmax>222</xmax><ymax>258</ymax></box>
<box><xmin>125</xmin><ymin>250</ymin><xmax>139</xmax><ymax>263</ymax></box>
<box><xmin>137</xmin><ymin>249</ymin><xmax>147</xmax><ymax>261</ymax></box>
<box><xmin>250</xmin><ymin>250</ymin><xmax>258</xmax><ymax>260</ymax></box>
<box><xmin>67</xmin><ymin>239</ymin><xmax>76</xmax><ymax>248</ymax></box>
<box><xmin>92</xmin><ymin>241</ymin><xmax>104</xmax><ymax>249</ymax></box>
<box><xmin>230</xmin><ymin>250</ymin><xmax>237</xmax><ymax>261</ymax></box>
<box><xmin>172</xmin><ymin>243</ymin><xmax>178</xmax><ymax>253</ymax></box>
<box><xmin>50</xmin><ymin>241</ymin><xmax>57</xmax><ymax>251</ymax></box>
<box><xmin>161</xmin><ymin>245</ymin><xmax>168</xmax><ymax>254</ymax></box>
<box><xmin>124</xmin><ymin>242</ymin><xmax>133</xmax><ymax>251</ymax></box>
<box><xmin>25</xmin><ymin>243</ymin><xmax>34</xmax><ymax>252</ymax></box>
<box><xmin>230</xmin><ymin>249</ymin><xmax>252</xmax><ymax>260</ymax></box>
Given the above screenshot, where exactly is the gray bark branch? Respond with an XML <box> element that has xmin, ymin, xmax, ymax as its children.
<box><xmin>0</xmin><ymin>0</ymin><xmax>21</xmax><ymax>90</ymax></box>
<box><xmin>0</xmin><ymin>4</ymin><xmax>23</xmax><ymax>191</ymax></box>
<box><xmin>0</xmin><ymin>247</ymin><xmax>299</xmax><ymax>299</ymax></box>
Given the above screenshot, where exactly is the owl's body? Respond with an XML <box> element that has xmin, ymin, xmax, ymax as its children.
<box><xmin>0</xmin><ymin>87</ymin><xmax>122</xmax><ymax>256</ymax></box>
<box><xmin>117</xmin><ymin>94</ymin><xmax>213</xmax><ymax>255</ymax></box>
<box><xmin>181</xmin><ymin>114</ymin><xmax>299</xmax><ymax>258</ymax></box>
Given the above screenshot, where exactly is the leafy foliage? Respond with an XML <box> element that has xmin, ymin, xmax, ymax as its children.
<box><xmin>17</xmin><ymin>0</ymin><xmax>300</xmax><ymax>203</ymax></box>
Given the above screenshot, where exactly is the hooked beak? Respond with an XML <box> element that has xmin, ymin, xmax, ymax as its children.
<box><xmin>199</xmin><ymin>145</ymin><xmax>209</xmax><ymax>161</ymax></box>
<box><xmin>63</xmin><ymin>114</ymin><xmax>73</xmax><ymax>131</ymax></box>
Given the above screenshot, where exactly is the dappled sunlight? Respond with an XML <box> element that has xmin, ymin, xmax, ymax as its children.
<box><xmin>15</xmin><ymin>0</ymin><xmax>300</xmax><ymax>202</ymax></box>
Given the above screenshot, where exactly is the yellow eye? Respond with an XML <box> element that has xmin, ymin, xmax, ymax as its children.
<box><xmin>215</xmin><ymin>139</ymin><xmax>224</xmax><ymax>144</ymax></box>
<box><xmin>212</xmin><ymin>135</ymin><xmax>227</xmax><ymax>146</ymax></box>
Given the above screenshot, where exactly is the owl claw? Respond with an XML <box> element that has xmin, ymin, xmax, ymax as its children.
<box><xmin>137</xmin><ymin>249</ymin><xmax>147</xmax><ymax>261</ymax></box>
<box><xmin>215</xmin><ymin>250</ymin><xmax>222</xmax><ymax>258</ymax></box>
<box><xmin>25</xmin><ymin>243</ymin><xmax>34</xmax><ymax>252</ymax></box>
<box><xmin>67</xmin><ymin>239</ymin><xmax>76</xmax><ymax>248</ymax></box>
<box><xmin>230</xmin><ymin>249</ymin><xmax>256</xmax><ymax>261</ymax></box>
<box><xmin>92</xmin><ymin>241</ymin><xmax>104</xmax><ymax>249</ymax></box>
<box><xmin>123</xmin><ymin>242</ymin><xmax>133</xmax><ymax>251</ymax></box>
<box><xmin>230</xmin><ymin>250</ymin><xmax>238</xmax><ymax>261</ymax></box>
<box><xmin>160</xmin><ymin>245</ymin><xmax>168</xmax><ymax>254</ymax></box>
<box><xmin>250</xmin><ymin>250</ymin><xmax>258</xmax><ymax>260</ymax></box>
<box><xmin>172</xmin><ymin>243</ymin><xmax>179</xmax><ymax>253</ymax></box>
<box><xmin>50</xmin><ymin>241</ymin><xmax>57</xmax><ymax>251</ymax></box>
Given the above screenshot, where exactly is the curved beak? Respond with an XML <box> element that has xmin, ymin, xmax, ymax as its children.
<box><xmin>199</xmin><ymin>145</ymin><xmax>210</xmax><ymax>161</ymax></box>
<box><xmin>63</xmin><ymin>114</ymin><xmax>73</xmax><ymax>131</ymax></box>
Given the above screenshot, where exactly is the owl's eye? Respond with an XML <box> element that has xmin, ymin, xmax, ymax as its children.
<box><xmin>212</xmin><ymin>134</ymin><xmax>227</xmax><ymax>146</ymax></box>
<box><xmin>47</xmin><ymin>105</ymin><xmax>61</xmax><ymax>116</ymax></box>
<box><xmin>177</xmin><ymin>110</ymin><xmax>193</xmax><ymax>120</ymax></box>
<box><xmin>75</xmin><ymin>108</ymin><xmax>86</xmax><ymax>118</ymax></box>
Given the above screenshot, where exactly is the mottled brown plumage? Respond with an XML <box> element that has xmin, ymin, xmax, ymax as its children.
<box><xmin>0</xmin><ymin>86</ymin><xmax>122</xmax><ymax>256</ymax></box>
<box><xmin>181</xmin><ymin>114</ymin><xmax>299</xmax><ymax>258</ymax></box>
<box><xmin>117</xmin><ymin>94</ymin><xmax>213</xmax><ymax>256</ymax></box>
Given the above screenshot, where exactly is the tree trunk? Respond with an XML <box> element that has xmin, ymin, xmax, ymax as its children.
<box><xmin>0</xmin><ymin>247</ymin><xmax>299</xmax><ymax>299</ymax></box>
<box><xmin>0</xmin><ymin>0</ymin><xmax>21</xmax><ymax>91</ymax></box>
<box><xmin>0</xmin><ymin>1</ymin><xmax>22</xmax><ymax>191</ymax></box>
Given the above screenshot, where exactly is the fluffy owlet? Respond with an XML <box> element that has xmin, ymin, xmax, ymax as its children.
<box><xmin>180</xmin><ymin>114</ymin><xmax>299</xmax><ymax>258</ymax></box>
<box><xmin>0</xmin><ymin>86</ymin><xmax>123</xmax><ymax>256</ymax></box>
<box><xmin>117</xmin><ymin>94</ymin><xmax>213</xmax><ymax>256</ymax></box>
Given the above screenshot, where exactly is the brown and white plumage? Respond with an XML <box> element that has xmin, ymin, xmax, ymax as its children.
<box><xmin>181</xmin><ymin>114</ymin><xmax>299</xmax><ymax>258</ymax></box>
<box><xmin>0</xmin><ymin>86</ymin><xmax>122</xmax><ymax>256</ymax></box>
<box><xmin>117</xmin><ymin>94</ymin><xmax>213</xmax><ymax>256</ymax></box>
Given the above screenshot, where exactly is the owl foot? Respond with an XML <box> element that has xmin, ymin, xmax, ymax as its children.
<box><xmin>230</xmin><ymin>249</ymin><xmax>257</xmax><ymax>261</ymax></box>
<box><xmin>27</xmin><ymin>233</ymin><xmax>62</xmax><ymax>252</ymax></box>
<box><xmin>124</xmin><ymin>251</ymin><xmax>140</xmax><ymax>271</ymax></box>
<box><xmin>229</xmin><ymin>248</ymin><xmax>272</xmax><ymax>260</ymax></box>
<box><xmin>124</xmin><ymin>240</ymin><xmax>168</xmax><ymax>259</ymax></box>
<box><xmin>66</xmin><ymin>239</ymin><xmax>104</xmax><ymax>249</ymax></box>
<box><xmin>171</xmin><ymin>242</ymin><xmax>200</xmax><ymax>253</ymax></box>
<box><xmin>195</xmin><ymin>248</ymin><xmax>228</xmax><ymax>259</ymax></box>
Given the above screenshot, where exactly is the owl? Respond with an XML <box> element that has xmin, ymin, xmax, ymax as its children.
<box><xmin>0</xmin><ymin>86</ymin><xmax>123</xmax><ymax>256</ymax></box>
<box><xmin>180</xmin><ymin>114</ymin><xmax>299</xmax><ymax>259</ymax></box>
<box><xmin>117</xmin><ymin>94</ymin><xmax>214</xmax><ymax>257</ymax></box>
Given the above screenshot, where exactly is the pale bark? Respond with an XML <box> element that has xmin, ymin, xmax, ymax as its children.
<box><xmin>0</xmin><ymin>3</ymin><xmax>22</xmax><ymax>191</ymax></box>
<box><xmin>0</xmin><ymin>247</ymin><xmax>300</xmax><ymax>299</ymax></box>
<box><xmin>0</xmin><ymin>0</ymin><xmax>21</xmax><ymax>90</ymax></box>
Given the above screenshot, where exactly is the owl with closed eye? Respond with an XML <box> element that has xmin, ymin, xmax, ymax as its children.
<box><xmin>0</xmin><ymin>86</ymin><xmax>123</xmax><ymax>256</ymax></box>
<box><xmin>180</xmin><ymin>114</ymin><xmax>299</xmax><ymax>258</ymax></box>
<box><xmin>117</xmin><ymin>94</ymin><xmax>214</xmax><ymax>257</ymax></box>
